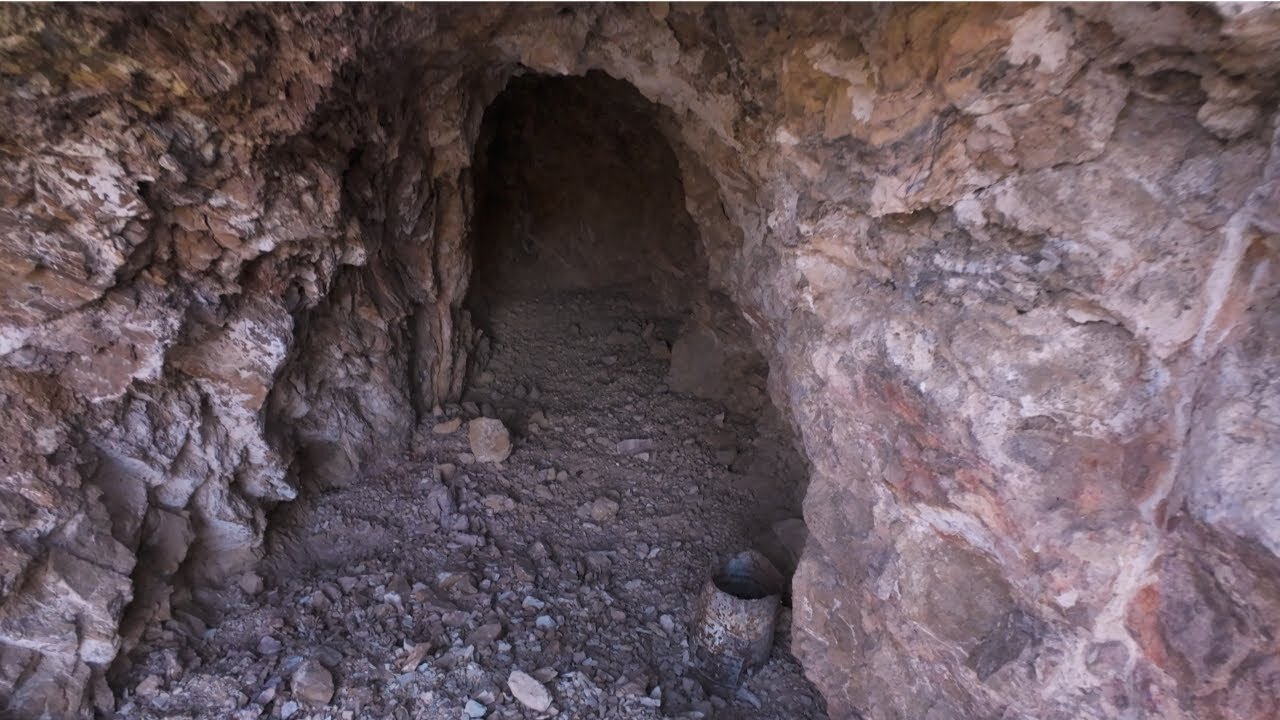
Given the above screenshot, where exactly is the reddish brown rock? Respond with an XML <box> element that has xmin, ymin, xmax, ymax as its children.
<box><xmin>0</xmin><ymin>4</ymin><xmax>1277</xmax><ymax>719</ymax></box>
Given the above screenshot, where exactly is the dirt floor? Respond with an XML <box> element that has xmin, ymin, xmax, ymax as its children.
<box><xmin>115</xmin><ymin>291</ymin><xmax>827</xmax><ymax>720</ymax></box>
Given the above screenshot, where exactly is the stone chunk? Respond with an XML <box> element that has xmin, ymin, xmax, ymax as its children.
<box><xmin>400</xmin><ymin>642</ymin><xmax>432</xmax><ymax>673</ymax></box>
<box><xmin>615</xmin><ymin>438</ymin><xmax>654</xmax><ymax>455</ymax></box>
<box><xmin>467</xmin><ymin>418</ymin><xmax>512</xmax><ymax>463</ymax></box>
<box><xmin>237</xmin><ymin>572</ymin><xmax>264</xmax><ymax>595</ymax></box>
<box><xmin>577</xmin><ymin>497</ymin><xmax>620</xmax><ymax>523</ymax></box>
<box><xmin>482</xmin><ymin>493</ymin><xmax>516</xmax><ymax>512</ymax></box>
<box><xmin>290</xmin><ymin>659</ymin><xmax>334</xmax><ymax>706</ymax></box>
<box><xmin>256</xmin><ymin>635</ymin><xmax>282</xmax><ymax>655</ymax></box>
<box><xmin>465</xmin><ymin>622</ymin><xmax>504</xmax><ymax>648</ymax></box>
<box><xmin>507</xmin><ymin>669</ymin><xmax>553</xmax><ymax>712</ymax></box>
<box><xmin>136</xmin><ymin>674</ymin><xmax>162</xmax><ymax>698</ymax></box>
<box><xmin>432</xmin><ymin>418</ymin><xmax>462</xmax><ymax>434</ymax></box>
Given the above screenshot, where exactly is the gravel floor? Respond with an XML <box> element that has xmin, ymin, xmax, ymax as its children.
<box><xmin>115</xmin><ymin>291</ymin><xmax>826</xmax><ymax>720</ymax></box>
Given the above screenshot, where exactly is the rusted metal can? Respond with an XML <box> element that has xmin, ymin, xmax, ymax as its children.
<box><xmin>689</xmin><ymin>550</ymin><xmax>785</xmax><ymax>696</ymax></box>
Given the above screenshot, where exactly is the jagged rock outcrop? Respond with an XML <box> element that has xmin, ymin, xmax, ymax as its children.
<box><xmin>0</xmin><ymin>4</ymin><xmax>1277</xmax><ymax>718</ymax></box>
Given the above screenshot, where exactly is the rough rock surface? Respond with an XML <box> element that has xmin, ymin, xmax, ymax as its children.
<box><xmin>0</xmin><ymin>4</ymin><xmax>1278</xmax><ymax>720</ymax></box>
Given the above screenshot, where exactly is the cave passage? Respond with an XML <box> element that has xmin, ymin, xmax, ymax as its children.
<box><xmin>462</xmin><ymin>69</ymin><xmax>808</xmax><ymax>550</ymax></box>
<box><xmin>467</xmin><ymin>70</ymin><xmax>707</xmax><ymax>323</ymax></box>
<box><xmin>115</xmin><ymin>71</ymin><xmax>823</xmax><ymax>718</ymax></box>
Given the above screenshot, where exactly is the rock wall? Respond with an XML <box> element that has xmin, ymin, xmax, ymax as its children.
<box><xmin>1</xmin><ymin>3</ymin><xmax>1278</xmax><ymax>718</ymax></box>
<box><xmin>1</xmin><ymin>6</ymin><xmax>363</xmax><ymax>714</ymax></box>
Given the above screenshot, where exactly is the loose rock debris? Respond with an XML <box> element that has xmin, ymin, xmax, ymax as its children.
<box><xmin>116</xmin><ymin>292</ymin><xmax>824</xmax><ymax>719</ymax></box>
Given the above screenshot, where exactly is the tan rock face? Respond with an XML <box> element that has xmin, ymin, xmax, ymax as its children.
<box><xmin>1</xmin><ymin>4</ymin><xmax>1278</xmax><ymax>719</ymax></box>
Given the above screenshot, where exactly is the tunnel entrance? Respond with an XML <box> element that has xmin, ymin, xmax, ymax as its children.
<box><xmin>115</xmin><ymin>70</ymin><xmax>823</xmax><ymax>719</ymax></box>
<box><xmin>466</xmin><ymin>70</ymin><xmax>706</xmax><ymax>325</ymax></box>
<box><xmin>446</xmin><ymin>70</ymin><xmax>820</xmax><ymax>712</ymax></box>
<box><xmin>462</xmin><ymin>69</ymin><xmax>809</xmax><ymax>552</ymax></box>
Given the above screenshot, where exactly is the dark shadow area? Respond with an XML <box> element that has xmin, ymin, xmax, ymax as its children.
<box><xmin>466</xmin><ymin>70</ymin><xmax>707</xmax><ymax>327</ymax></box>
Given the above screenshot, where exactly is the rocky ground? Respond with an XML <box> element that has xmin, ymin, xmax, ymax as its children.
<box><xmin>114</xmin><ymin>291</ymin><xmax>825</xmax><ymax>720</ymax></box>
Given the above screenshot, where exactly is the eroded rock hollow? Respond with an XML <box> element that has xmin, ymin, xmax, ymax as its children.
<box><xmin>2</xmin><ymin>4</ymin><xmax>1279</xmax><ymax>719</ymax></box>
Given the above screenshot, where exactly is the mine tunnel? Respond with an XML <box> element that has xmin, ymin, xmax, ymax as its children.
<box><xmin>463</xmin><ymin>68</ymin><xmax>810</xmax><ymax>584</ymax></box>
<box><xmin>5</xmin><ymin>5</ymin><xmax>1280</xmax><ymax>720</ymax></box>
<box><xmin>467</xmin><ymin>71</ymin><xmax>706</xmax><ymax>321</ymax></box>
<box><xmin>114</xmin><ymin>69</ymin><xmax>819</xmax><ymax>718</ymax></box>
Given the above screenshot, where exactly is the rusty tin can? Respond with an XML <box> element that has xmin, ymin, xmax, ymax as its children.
<box><xmin>689</xmin><ymin>550</ymin><xmax>785</xmax><ymax>696</ymax></box>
